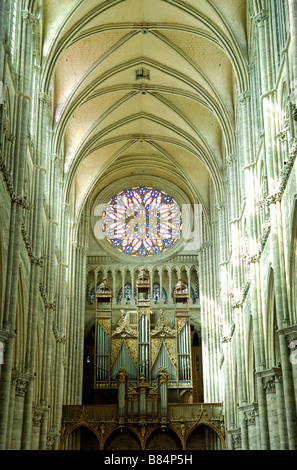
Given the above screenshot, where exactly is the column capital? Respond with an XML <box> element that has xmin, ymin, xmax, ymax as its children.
<box><xmin>245</xmin><ymin>410</ymin><xmax>256</xmax><ymax>426</ymax></box>
<box><xmin>228</xmin><ymin>429</ymin><xmax>242</xmax><ymax>450</ymax></box>
<box><xmin>239</xmin><ymin>403</ymin><xmax>259</xmax><ymax>427</ymax></box>
<box><xmin>256</xmin><ymin>367</ymin><xmax>282</xmax><ymax>394</ymax></box>
<box><xmin>262</xmin><ymin>375</ymin><xmax>276</xmax><ymax>394</ymax></box>
<box><xmin>11</xmin><ymin>370</ymin><xmax>34</xmax><ymax>397</ymax></box>
<box><xmin>198</xmin><ymin>241</ymin><xmax>212</xmax><ymax>252</ymax></box>
<box><xmin>52</xmin><ymin>322</ymin><xmax>66</xmax><ymax>344</ymax></box>
<box><xmin>46</xmin><ymin>432</ymin><xmax>59</xmax><ymax>450</ymax></box>
<box><xmin>32</xmin><ymin>405</ymin><xmax>47</xmax><ymax>427</ymax></box>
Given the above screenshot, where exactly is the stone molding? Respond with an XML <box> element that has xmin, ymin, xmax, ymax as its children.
<box><xmin>32</xmin><ymin>405</ymin><xmax>48</xmax><ymax>427</ymax></box>
<box><xmin>11</xmin><ymin>370</ymin><xmax>35</xmax><ymax>397</ymax></box>
<box><xmin>255</xmin><ymin>367</ymin><xmax>282</xmax><ymax>395</ymax></box>
<box><xmin>52</xmin><ymin>322</ymin><xmax>66</xmax><ymax>344</ymax></box>
<box><xmin>228</xmin><ymin>428</ymin><xmax>242</xmax><ymax>449</ymax></box>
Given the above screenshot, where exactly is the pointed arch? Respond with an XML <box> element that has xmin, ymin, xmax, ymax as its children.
<box><xmin>185</xmin><ymin>422</ymin><xmax>224</xmax><ymax>450</ymax></box>
<box><xmin>104</xmin><ymin>426</ymin><xmax>141</xmax><ymax>450</ymax></box>
<box><xmin>60</xmin><ymin>423</ymin><xmax>101</xmax><ymax>450</ymax></box>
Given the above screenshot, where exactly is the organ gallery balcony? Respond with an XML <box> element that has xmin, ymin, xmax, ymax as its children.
<box><xmin>60</xmin><ymin>401</ymin><xmax>225</xmax><ymax>450</ymax></box>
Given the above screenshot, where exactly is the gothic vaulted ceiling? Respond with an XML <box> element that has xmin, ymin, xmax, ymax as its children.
<box><xmin>40</xmin><ymin>0</ymin><xmax>248</xmax><ymax>227</ymax></box>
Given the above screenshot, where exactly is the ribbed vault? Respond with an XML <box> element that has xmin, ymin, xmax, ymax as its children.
<box><xmin>41</xmin><ymin>0</ymin><xmax>247</xmax><ymax>234</ymax></box>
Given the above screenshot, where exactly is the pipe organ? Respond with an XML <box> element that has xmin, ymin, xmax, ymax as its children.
<box><xmin>94</xmin><ymin>271</ymin><xmax>192</xmax><ymax>402</ymax></box>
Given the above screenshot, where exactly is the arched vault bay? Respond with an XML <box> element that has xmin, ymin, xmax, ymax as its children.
<box><xmin>71</xmin><ymin>137</ymin><xmax>213</xmax><ymax>228</ymax></box>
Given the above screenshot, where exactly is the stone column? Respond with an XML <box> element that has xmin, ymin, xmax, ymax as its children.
<box><xmin>199</xmin><ymin>242</ymin><xmax>210</xmax><ymax>403</ymax></box>
<box><xmin>227</xmin><ymin>148</ymin><xmax>250</xmax><ymax>447</ymax></box>
<box><xmin>288</xmin><ymin>0</ymin><xmax>297</xmax><ymax>125</ymax></box>
<box><xmin>10</xmin><ymin>371</ymin><xmax>32</xmax><ymax>449</ymax></box>
<box><xmin>215</xmin><ymin>199</ymin><xmax>234</xmax><ymax>448</ymax></box>
<box><xmin>22</xmin><ymin>164</ymin><xmax>47</xmax><ymax>449</ymax></box>
<box><xmin>254</xmin><ymin>8</ymin><xmax>297</xmax><ymax>449</ymax></box>
<box><xmin>50</xmin><ymin>200</ymin><xmax>69</xmax><ymax>449</ymax></box>
<box><xmin>262</xmin><ymin>373</ymin><xmax>280</xmax><ymax>449</ymax></box>
<box><xmin>148</xmin><ymin>268</ymin><xmax>153</xmax><ymax>300</ymax></box>
<box><xmin>65</xmin><ymin>212</ymin><xmax>88</xmax><ymax>408</ymax></box>
<box><xmin>206</xmin><ymin>242</ymin><xmax>215</xmax><ymax>402</ymax></box>
<box><xmin>0</xmin><ymin>6</ymin><xmax>35</xmax><ymax>447</ymax></box>
<box><xmin>39</xmin><ymin>152</ymin><xmax>60</xmax><ymax>449</ymax></box>
<box><xmin>229</xmin><ymin>429</ymin><xmax>242</xmax><ymax>450</ymax></box>
<box><xmin>31</xmin><ymin>406</ymin><xmax>46</xmax><ymax>450</ymax></box>
<box><xmin>39</xmin><ymin>403</ymin><xmax>50</xmax><ymax>450</ymax></box>
<box><xmin>5</xmin><ymin>364</ymin><xmax>17</xmax><ymax>449</ymax></box>
<box><xmin>121</xmin><ymin>269</ymin><xmax>125</xmax><ymax>301</ymax></box>
<box><xmin>168</xmin><ymin>267</ymin><xmax>172</xmax><ymax>303</ymax></box>
<box><xmin>239</xmin><ymin>86</ymin><xmax>270</xmax><ymax>449</ymax></box>
<box><xmin>0</xmin><ymin>0</ymin><xmax>4</xmax><ymax>77</ymax></box>
<box><xmin>159</xmin><ymin>268</ymin><xmax>163</xmax><ymax>302</ymax></box>
<box><xmin>241</xmin><ymin>404</ymin><xmax>259</xmax><ymax>450</ymax></box>
<box><xmin>76</xmin><ymin>243</ymin><xmax>88</xmax><ymax>404</ymax></box>
<box><xmin>274</xmin><ymin>371</ymin><xmax>288</xmax><ymax>449</ymax></box>
<box><xmin>281</xmin><ymin>326</ymin><xmax>297</xmax><ymax>410</ymax></box>
<box><xmin>64</xmin><ymin>242</ymin><xmax>77</xmax><ymax>405</ymax></box>
<box><xmin>112</xmin><ymin>268</ymin><xmax>116</xmax><ymax>302</ymax></box>
<box><xmin>131</xmin><ymin>268</ymin><xmax>135</xmax><ymax>303</ymax></box>
<box><xmin>52</xmin><ymin>330</ymin><xmax>66</xmax><ymax>450</ymax></box>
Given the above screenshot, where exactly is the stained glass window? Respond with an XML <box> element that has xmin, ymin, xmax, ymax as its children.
<box><xmin>182</xmin><ymin>282</ymin><xmax>198</xmax><ymax>303</ymax></box>
<box><xmin>117</xmin><ymin>283</ymin><xmax>137</xmax><ymax>303</ymax></box>
<box><xmin>101</xmin><ymin>186</ymin><xmax>182</xmax><ymax>257</ymax></box>
<box><xmin>152</xmin><ymin>282</ymin><xmax>168</xmax><ymax>302</ymax></box>
<box><xmin>88</xmin><ymin>287</ymin><xmax>95</xmax><ymax>304</ymax></box>
<box><xmin>191</xmin><ymin>287</ymin><xmax>196</xmax><ymax>303</ymax></box>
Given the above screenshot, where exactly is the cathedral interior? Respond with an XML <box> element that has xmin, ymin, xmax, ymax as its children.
<box><xmin>0</xmin><ymin>0</ymin><xmax>297</xmax><ymax>451</ymax></box>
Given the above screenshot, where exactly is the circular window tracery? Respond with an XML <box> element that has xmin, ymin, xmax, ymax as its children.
<box><xmin>101</xmin><ymin>186</ymin><xmax>182</xmax><ymax>257</ymax></box>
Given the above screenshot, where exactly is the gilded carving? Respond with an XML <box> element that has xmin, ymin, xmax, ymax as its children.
<box><xmin>151</xmin><ymin>338</ymin><xmax>177</xmax><ymax>369</ymax></box>
<box><xmin>151</xmin><ymin>338</ymin><xmax>162</xmax><ymax>364</ymax></box>
<box><xmin>157</xmin><ymin>367</ymin><xmax>168</xmax><ymax>384</ymax></box>
<box><xmin>124</xmin><ymin>339</ymin><xmax>138</xmax><ymax>366</ymax></box>
<box><xmin>180</xmin><ymin>417</ymin><xmax>186</xmax><ymax>438</ymax></box>
<box><xmin>138</xmin><ymin>307</ymin><xmax>152</xmax><ymax>319</ymax></box>
<box><xmin>98</xmin><ymin>319</ymin><xmax>111</xmax><ymax>336</ymax></box>
<box><xmin>110</xmin><ymin>338</ymin><xmax>124</xmax><ymax>366</ymax></box>
<box><xmin>176</xmin><ymin>318</ymin><xmax>187</xmax><ymax>334</ymax></box>
<box><xmin>112</xmin><ymin>309</ymin><xmax>137</xmax><ymax>338</ymax></box>
<box><xmin>100</xmin><ymin>421</ymin><xmax>105</xmax><ymax>437</ymax></box>
<box><xmin>151</xmin><ymin>308</ymin><xmax>176</xmax><ymax>337</ymax></box>
<box><xmin>117</xmin><ymin>367</ymin><xmax>128</xmax><ymax>384</ymax></box>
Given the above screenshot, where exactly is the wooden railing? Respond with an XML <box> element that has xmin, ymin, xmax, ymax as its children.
<box><xmin>60</xmin><ymin>402</ymin><xmax>225</xmax><ymax>450</ymax></box>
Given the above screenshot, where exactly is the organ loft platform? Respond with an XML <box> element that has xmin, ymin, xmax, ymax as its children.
<box><xmin>61</xmin><ymin>271</ymin><xmax>225</xmax><ymax>450</ymax></box>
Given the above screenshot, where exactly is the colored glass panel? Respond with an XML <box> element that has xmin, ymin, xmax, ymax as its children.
<box><xmin>102</xmin><ymin>186</ymin><xmax>182</xmax><ymax>257</ymax></box>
